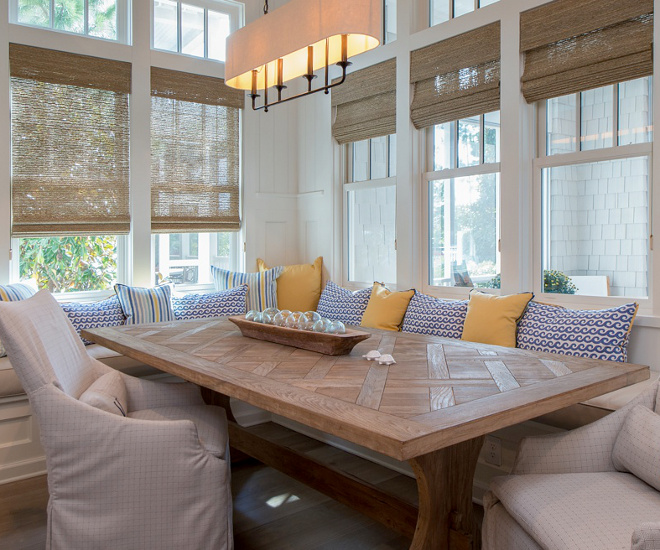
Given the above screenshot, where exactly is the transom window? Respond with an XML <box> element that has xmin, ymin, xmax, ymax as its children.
<box><xmin>430</xmin><ymin>0</ymin><xmax>499</xmax><ymax>27</ymax></box>
<box><xmin>425</xmin><ymin>112</ymin><xmax>501</xmax><ymax>290</ymax></box>
<box><xmin>152</xmin><ymin>0</ymin><xmax>243</xmax><ymax>62</ymax></box>
<box><xmin>10</xmin><ymin>0</ymin><xmax>130</xmax><ymax>42</ymax></box>
<box><xmin>537</xmin><ymin>77</ymin><xmax>653</xmax><ymax>299</ymax></box>
<box><xmin>345</xmin><ymin>135</ymin><xmax>397</xmax><ymax>285</ymax></box>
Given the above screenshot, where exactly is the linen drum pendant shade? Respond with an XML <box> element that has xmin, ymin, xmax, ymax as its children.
<box><xmin>150</xmin><ymin>67</ymin><xmax>244</xmax><ymax>233</ymax></box>
<box><xmin>331</xmin><ymin>58</ymin><xmax>396</xmax><ymax>144</ymax></box>
<box><xmin>520</xmin><ymin>0</ymin><xmax>653</xmax><ymax>103</ymax></box>
<box><xmin>225</xmin><ymin>0</ymin><xmax>382</xmax><ymax>91</ymax></box>
<box><xmin>410</xmin><ymin>22</ymin><xmax>501</xmax><ymax>129</ymax></box>
<box><xmin>10</xmin><ymin>44</ymin><xmax>131</xmax><ymax>236</ymax></box>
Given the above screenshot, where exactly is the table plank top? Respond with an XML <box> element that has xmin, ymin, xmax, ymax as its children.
<box><xmin>84</xmin><ymin>318</ymin><xmax>649</xmax><ymax>461</ymax></box>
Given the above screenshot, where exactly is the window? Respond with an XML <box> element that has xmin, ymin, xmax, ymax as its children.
<box><xmin>426</xmin><ymin>112</ymin><xmax>500</xmax><ymax>289</ymax></box>
<box><xmin>10</xmin><ymin>0</ymin><xmax>129</xmax><ymax>42</ymax></box>
<box><xmin>538</xmin><ymin>77</ymin><xmax>653</xmax><ymax>299</ymax></box>
<box><xmin>383</xmin><ymin>0</ymin><xmax>396</xmax><ymax>44</ymax></box>
<box><xmin>430</xmin><ymin>0</ymin><xmax>499</xmax><ymax>27</ymax></box>
<box><xmin>154</xmin><ymin>232</ymin><xmax>236</xmax><ymax>286</ymax></box>
<box><xmin>345</xmin><ymin>135</ymin><xmax>397</xmax><ymax>285</ymax></box>
<box><xmin>152</xmin><ymin>0</ymin><xmax>243</xmax><ymax>62</ymax></box>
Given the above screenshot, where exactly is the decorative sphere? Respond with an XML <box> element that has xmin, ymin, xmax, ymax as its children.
<box><xmin>261</xmin><ymin>311</ymin><xmax>275</xmax><ymax>324</ymax></box>
<box><xmin>263</xmin><ymin>307</ymin><xmax>279</xmax><ymax>318</ymax></box>
<box><xmin>328</xmin><ymin>320</ymin><xmax>346</xmax><ymax>334</ymax></box>
<box><xmin>245</xmin><ymin>310</ymin><xmax>259</xmax><ymax>321</ymax></box>
<box><xmin>272</xmin><ymin>312</ymin><xmax>287</xmax><ymax>326</ymax></box>
<box><xmin>285</xmin><ymin>311</ymin><xmax>303</xmax><ymax>329</ymax></box>
<box><xmin>252</xmin><ymin>312</ymin><xmax>264</xmax><ymax>323</ymax></box>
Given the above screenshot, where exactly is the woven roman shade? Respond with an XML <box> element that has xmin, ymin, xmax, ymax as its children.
<box><xmin>410</xmin><ymin>22</ymin><xmax>500</xmax><ymax>130</ymax></box>
<box><xmin>10</xmin><ymin>44</ymin><xmax>131</xmax><ymax>236</ymax></box>
<box><xmin>151</xmin><ymin>68</ymin><xmax>244</xmax><ymax>233</ymax></box>
<box><xmin>520</xmin><ymin>0</ymin><xmax>653</xmax><ymax>103</ymax></box>
<box><xmin>331</xmin><ymin>59</ymin><xmax>396</xmax><ymax>144</ymax></box>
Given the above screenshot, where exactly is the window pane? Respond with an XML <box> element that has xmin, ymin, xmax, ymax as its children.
<box><xmin>348</xmin><ymin>186</ymin><xmax>397</xmax><ymax>284</ymax></box>
<box><xmin>433</xmin><ymin>122</ymin><xmax>453</xmax><ymax>171</ymax></box>
<box><xmin>479</xmin><ymin>0</ymin><xmax>498</xmax><ymax>6</ymax></box>
<box><xmin>546</xmin><ymin>94</ymin><xmax>577</xmax><ymax>155</ymax></box>
<box><xmin>458</xmin><ymin>116</ymin><xmax>480</xmax><ymax>168</ymax></box>
<box><xmin>619</xmin><ymin>76</ymin><xmax>653</xmax><ymax>146</ymax></box>
<box><xmin>19</xmin><ymin>236</ymin><xmax>118</xmax><ymax>293</ymax></box>
<box><xmin>430</xmin><ymin>0</ymin><xmax>449</xmax><ymax>26</ymax></box>
<box><xmin>484</xmin><ymin>111</ymin><xmax>500</xmax><ymax>164</ymax></box>
<box><xmin>54</xmin><ymin>0</ymin><xmax>84</xmax><ymax>33</ymax></box>
<box><xmin>542</xmin><ymin>157</ymin><xmax>649</xmax><ymax>298</ymax></box>
<box><xmin>580</xmin><ymin>85</ymin><xmax>614</xmax><ymax>150</ymax></box>
<box><xmin>155</xmin><ymin>233</ymin><xmax>229</xmax><ymax>285</ymax></box>
<box><xmin>17</xmin><ymin>0</ymin><xmax>50</xmax><ymax>27</ymax></box>
<box><xmin>181</xmin><ymin>3</ymin><xmax>205</xmax><ymax>57</ymax></box>
<box><xmin>352</xmin><ymin>140</ymin><xmax>370</xmax><ymax>182</ymax></box>
<box><xmin>388</xmin><ymin>134</ymin><xmax>397</xmax><ymax>177</ymax></box>
<box><xmin>208</xmin><ymin>10</ymin><xmax>231</xmax><ymax>61</ymax></box>
<box><xmin>429</xmin><ymin>174</ymin><xmax>499</xmax><ymax>287</ymax></box>
<box><xmin>453</xmin><ymin>0</ymin><xmax>474</xmax><ymax>18</ymax></box>
<box><xmin>371</xmin><ymin>136</ymin><xmax>388</xmax><ymax>180</ymax></box>
<box><xmin>89</xmin><ymin>0</ymin><xmax>117</xmax><ymax>40</ymax></box>
<box><xmin>154</xmin><ymin>0</ymin><xmax>179</xmax><ymax>52</ymax></box>
<box><xmin>384</xmin><ymin>0</ymin><xmax>397</xmax><ymax>43</ymax></box>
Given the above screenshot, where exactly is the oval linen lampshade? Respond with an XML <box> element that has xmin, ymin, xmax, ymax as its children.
<box><xmin>225</xmin><ymin>0</ymin><xmax>382</xmax><ymax>91</ymax></box>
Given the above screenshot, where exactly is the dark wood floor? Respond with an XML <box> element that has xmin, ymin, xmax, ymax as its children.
<box><xmin>0</xmin><ymin>424</ymin><xmax>418</xmax><ymax>549</ymax></box>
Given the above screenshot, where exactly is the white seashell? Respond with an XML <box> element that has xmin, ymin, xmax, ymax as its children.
<box><xmin>377</xmin><ymin>354</ymin><xmax>396</xmax><ymax>366</ymax></box>
<box><xmin>362</xmin><ymin>350</ymin><xmax>381</xmax><ymax>361</ymax></box>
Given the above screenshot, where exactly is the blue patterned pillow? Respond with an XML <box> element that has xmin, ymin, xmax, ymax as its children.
<box><xmin>115</xmin><ymin>284</ymin><xmax>175</xmax><ymax>325</ymax></box>
<box><xmin>0</xmin><ymin>281</ymin><xmax>38</xmax><ymax>357</ymax></box>
<box><xmin>172</xmin><ymin>286</ymin><xmax>248</xmax><ymax>320</ymax></box>
<box><xmin>211</xmin><ymin>266</ymin><xmax>283</xmax><ymax>312</ymax></box>
<box><xmin>61</xmin><ymin>295</ymin><xmax>126</xmax><ymax>345</ymax></box>
<box><xmin>401</xmin><ymin>293</ymin><xmax>468</xmax><ymax>340</ymax></box>
<box><xmin>316</xmin><ymin>281</ymin><xmax>372</xmax><ymax>326</ymax></box>
<box><xmin>517</xmin><ymin>301</ymin><xmax>638</xmax><ymax>362</ymax></box>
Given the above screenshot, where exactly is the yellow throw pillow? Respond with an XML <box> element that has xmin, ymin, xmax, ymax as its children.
<box><xmin>257</xmin><ymin>257</ymin><xmax>323</xmax><ymax>312</ymax></box>
<box><xmin>461</xmin><ymin>291</ymin><xmax>533</xmax><ymax>347</ymax></box>
<box><xmin>360</xmin><ymin>282</ymin><xmax>415</xmax><ymax>332</ymax></box>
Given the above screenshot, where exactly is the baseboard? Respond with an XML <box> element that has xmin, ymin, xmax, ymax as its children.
<box><xmin>0</xmin><ymin>456</ymin><xmax>46</xmax><ymax>485</ymax></box>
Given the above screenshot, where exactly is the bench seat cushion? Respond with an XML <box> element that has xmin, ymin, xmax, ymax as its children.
<box><xmin>491</xmin><ymin>472</ymin><xmax>660</xmax><ymax>550</ymax></box>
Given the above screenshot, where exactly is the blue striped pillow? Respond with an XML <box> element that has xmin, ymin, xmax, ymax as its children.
<box><xmin>114</xmin><ymin>284</ymin><xmax>175</xmax><ymax>325</ymax></box>
<box><xmin>61</xmin><ymin>295</ymin><xmax>126</xmax><ymax>345</ymax></box>
<box><xmin>172</xmin><ymin>285</ymin><xmax>248</xmax><ymax>320</ymax></box>
<box><xmin>211</xmin><ymin>266</ymin><xmax>283</xmax><ymax>312</ymax></box>
<box><xmin>0</xmin><ymin>281</ymin><xmax>38</xmax><ymax>357</ymax></box>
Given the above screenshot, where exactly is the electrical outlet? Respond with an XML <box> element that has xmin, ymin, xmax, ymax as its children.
<box><xmin>484</xmin><ymin>436</ymin><xmax>502</xmax><ymax>467</ymax></box>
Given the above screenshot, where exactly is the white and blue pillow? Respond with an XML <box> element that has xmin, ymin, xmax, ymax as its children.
<box><xmin>172</xmin><ymin>285</ymin><xmax>248</xmax><ymax>320</ymax></box>
<box><xmin>61</xmin><ymin>295</ymin><xmax>126</xmax><ymax>345</ymax></box>
<box><xmin>115</xmin><ymin>284</ymin><xmax>175</xmax><ymax>325</ymax></box>
<box><xmin>517</xmin><ymin>301</ymin><xmax>638</xmax><ymax>362</ymax></box>
<box><xmin>316</xmin><ymin>281</ymin><xmax>372</xmax><ymax>326</ymax></box>
<box><xmin>211</xmin><ymin>266</ymin><xmax>282</xmax><ymax>312</ymax></box>
<box><xmin>0</xmin><ymin>281</ymin><xmax>38</xmax><ymax>357</ymax></box>
<box><xmin>401</xmin><ymin>293</ymin><xmax>468</xmax><ymax>340</ymax></box>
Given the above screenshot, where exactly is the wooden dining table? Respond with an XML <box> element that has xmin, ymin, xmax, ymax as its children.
<box><xmin>83</xmin><ymin>318</ymin><xmax>649</xmax><ymax>550</ymax></box>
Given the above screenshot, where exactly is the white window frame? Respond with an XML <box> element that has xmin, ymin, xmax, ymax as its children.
<box><xmin>534</xmin><ymin>89</ymin><xmax>653</xmax><ymax>311</ymax></box>
<box><xmin>342</xmin><ymin>136</ymin><xmax>397</xmax><ymax>289</ymax></box>
<box><xmin>9</xmin><ymin>0</ymin><xmax>132</xmax><ymax>44</ymax></box>
<box><xmin>428</xmin><ymin>0</ymin><xmax>499</xmax><ymax>27</ymax></box>
<box><xmin>422</xmin><ymin>114</ymin><xmax>501</xmax><ymax>298</ymax></box>
<box><xmin>151</xmin><ymin>0</ymin><xmax>243</xmax><ymax>61</ymax></box>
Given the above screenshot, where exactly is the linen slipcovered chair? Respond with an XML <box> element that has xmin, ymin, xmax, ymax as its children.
<box><xmin>0</xmin><ymin>290</ymin><xmax>233</xmax><ymax>550</ymax></box>
<box><xmin>483</xmin><ymin>380</ymin><xmax>660</xmax><ymax>550</ymax></box>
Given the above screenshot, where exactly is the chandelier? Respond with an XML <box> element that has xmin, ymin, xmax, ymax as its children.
<box><xmin>225</xmin><ymin>0</ymin><xmax>382</xmax><ymax>112</ymax></box>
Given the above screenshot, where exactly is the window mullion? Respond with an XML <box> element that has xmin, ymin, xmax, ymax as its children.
<box><xmin>613</xmin><ymin>84</ymin><xmax>619</xmax><ymax>148</ymax></box>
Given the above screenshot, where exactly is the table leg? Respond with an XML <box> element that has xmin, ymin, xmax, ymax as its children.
<box><xmin>408</xmin><ymin>436</ymin><xmax>485</xmax><ymax>550</ymax></box>
<box><xmin>200</xmin><ymin>386</ymin><xmax>237</xmax><ymax>422</ymax></box>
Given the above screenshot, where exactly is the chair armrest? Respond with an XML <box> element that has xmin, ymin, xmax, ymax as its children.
<box><xmin>514</xmin><ymin>381</ymin><xmax>658</xmax><ymax>475</ymax></box>
<box><xmin>120</xmin><ymin>372</ymin><xmax>205</xmax><ymax>411</ymax></box>
<box><xmin>632</xmin><ymin>523</ymin><xmax>660</xmax><ymax>550</ymax></box>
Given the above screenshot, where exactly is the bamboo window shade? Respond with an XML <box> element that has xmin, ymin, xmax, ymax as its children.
<box><xmin>9</xmin><ymin>44</ymin><xmax>131</xmax><ymax>236</ymax></box>
<box><xmin>331</xmin><ymin>59</ymin><xmax>396</xmax><ymax>144</ymax></box>
<box><xmin>151</xmin><ymin>67</ymin><xmax>244</xmax><ymax>233</ymax></box>
<box><xmin>410</xmin><ymin>22</ymin><xmax>500</xmax><ymax>130</ymax></box>
<box><xmin>520</xmin><ymin>0</ymin><xmax>653</xmax><ymax>103</ymax></box>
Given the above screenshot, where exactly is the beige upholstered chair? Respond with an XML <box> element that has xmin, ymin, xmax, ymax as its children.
<box><xmin>483</xmin><ymin>381</ymin><xmax>660</xmax><ymax>550</ymax></box>
<box><xmin>0</xmin><ymin>290</ymin><xmax>233</xmax><ymax>550</ymax></box>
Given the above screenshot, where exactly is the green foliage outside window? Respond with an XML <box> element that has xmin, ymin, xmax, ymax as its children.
<box><xmin>19</xmin><ymin>236</ymin><xmax>118</xmax><ymax>293</ymax></box>
<box><xmin>17</xmin><ymin>0</ymin><xmax>117</xmax><ymax>39</ymax></box>
<box><xmin>485</xmin><ymin>270</ymin><xmax>577</xmax><ymax>294</ymax></box>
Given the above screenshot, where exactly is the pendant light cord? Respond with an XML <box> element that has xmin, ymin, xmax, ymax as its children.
<box><xmin>264</xmin><ymin>1</ymin><xmax>269</xmax><ymax>14</ymax></box>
